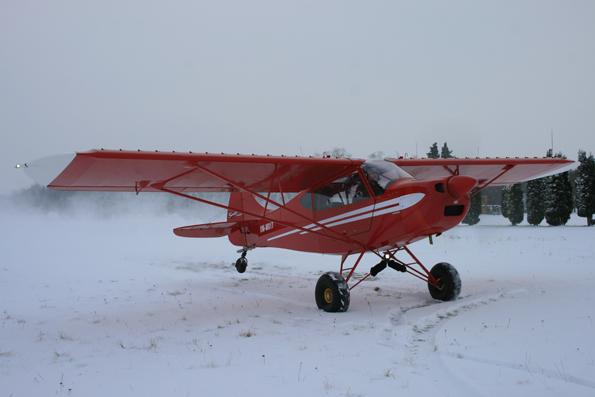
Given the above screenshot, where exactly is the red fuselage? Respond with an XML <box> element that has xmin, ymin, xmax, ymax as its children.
<box><xmin>228</xmin><ymin>175</ymin><xmax>475</xmax><ymax>255</ymax></box>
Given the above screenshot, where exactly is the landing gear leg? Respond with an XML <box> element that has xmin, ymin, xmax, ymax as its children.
<box><xmin>313</xmin><ymin>247</ymin><xmax>462</xmax><ymax>312</ymax></box>
<box><xmin>384</xmin><ymin>247</ymin><xmax>461</xmax><ymax>301</ymax></box>
<box><xmin>235</xmin><ymin>250</ymin><xmax>248</xmax><ymax>273</ymax></box>
<box><xmin>345</xmin><ymin>247</ymin><xmax>461</xmax><ymax>302</ymax></box>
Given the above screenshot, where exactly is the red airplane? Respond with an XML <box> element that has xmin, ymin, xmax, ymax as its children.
<box><xmin>22</xmin><ymin>150</ymin><xmax>572</xmax><ymax>312</ymax></box>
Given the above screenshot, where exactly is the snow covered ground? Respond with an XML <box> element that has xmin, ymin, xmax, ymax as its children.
<box><xmin>1</xmin><ymin>205</ymin><xmax>594</xmax><ymax>396</ymax></box>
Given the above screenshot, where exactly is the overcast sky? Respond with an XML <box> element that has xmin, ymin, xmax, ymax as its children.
<box><xmin>1</xmin><ymin>0</ymin><xmax>594</xmax><ymax>193</ymax></box>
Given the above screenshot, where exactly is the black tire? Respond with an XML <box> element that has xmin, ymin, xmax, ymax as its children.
<box><xmin>235</xmin><ymin>257</ymin><xmax>247</xmax><ymax>273</ymax></box>
<box><xmin>315</xmin><ymin>272</ymin><xmax>350</xmax><ymax>312</ymax></box>
<box><xmin>428</xmin><ymin>262</ymin><xmax>461</xmax><ymax>301</ymax></box>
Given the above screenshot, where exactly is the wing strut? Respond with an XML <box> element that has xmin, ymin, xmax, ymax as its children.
<box><xmin>190</xmin><ymin>163</ymin><xmax>376</xmax><ymax>254</ymax></box>
<box><xmin>158</xmin><ymin>187</ymin><xmax>363</xmax><ymax>247</ymax></box>
<box><xmin>151</xmin><ymin>165</ymin><xmax>380</xmax><ymax>254</ymax></box>
<box><xmin>472</xmin><ymin>164</ymin><xmax>514</xmax><ymax>195</ymax></box>
<box><xmin>442</xmin><ymin>165</ymin><xmax>459</xmax><ymax>176</ymax></box>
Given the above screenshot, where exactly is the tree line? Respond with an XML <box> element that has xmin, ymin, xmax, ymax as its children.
<box><xmin>501</xmin><ymin>149</ymin><xmax>594</xmax><ymax>226</ymax></box>
<box><xmin>425</xmin><ymin>143</ymin><xmax>594</xmax><ymax>226</ymax></box>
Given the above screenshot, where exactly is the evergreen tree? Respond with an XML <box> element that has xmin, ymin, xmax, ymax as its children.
<box><xmin>501</xmin><ymin>186</ymin><xmax>511</xmax><ymax>219</ymax></box>
<box><xmin>462</xmin><ymin>192</ymin><xmax>481</xmax><ymax>225</ymax></box>
<box><xmin>506</xmin><ymin>183</ymin><xmax>524</xmax><ymax>225</ymax></box>
<box><xmin>544</xmin><ymin>150</ymin><xmax>573</xmax><ymax>226</ymax></box>
<box><xmin>575</xmin><ymin>150</ymin><xmax>595</xmax><ymax>226</ymax></box>
<box><xmin>481</xmin><ymin>186</ymin><xmax>503</xmax><ymax>214</ymax></box>
<box><xmin>441</xmin><ymin>142</ymin><xmax>454</xmax><ymax>158</ymax></box>
<box><xmin>526</xmin><ymin>178</ymin><xmax>545</xmax><ymax>225</ymax></box>
<box><xmin>427</xmin><ymin>143</ymin><xmax>439</xmax><ymax>159</ymax></box>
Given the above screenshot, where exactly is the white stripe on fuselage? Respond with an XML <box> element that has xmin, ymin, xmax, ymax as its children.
<box><xmin>266</xmin><ymin>193</ymin><xmax>425</xmax><ymax>241</ymax></box>
<box><xmin>267</xmin><ymin>197</ymin><xmax>391</xmax><ymax>241</ymax></box>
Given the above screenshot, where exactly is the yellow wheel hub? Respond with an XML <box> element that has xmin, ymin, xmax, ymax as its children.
<box><xmin>323</xmin><ymin>288</ymin><xmax>334</xmax><ymax>304</ymax></box>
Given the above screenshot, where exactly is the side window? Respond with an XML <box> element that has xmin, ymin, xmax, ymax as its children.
<box><xmin>308</xmin><ymin>172</ymin><xmax>370</xmax><ymax>211</ymax></box>
<box><xmin>300</xmin><ymin>192</ymin><xmax>314</xmax><ymax>210</ymax></box>
<box><xmin>282</xmin><ymin>192</ymin><xmax>298</xmax><ymax>204</ymax></box>
<box><xmin>254</xmin><ymin>192</ymin><xmax>300</xmax><ymax>209</ymax></box>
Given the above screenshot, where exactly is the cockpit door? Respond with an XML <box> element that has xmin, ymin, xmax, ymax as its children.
<box><xmin>303</xmin><ymin>170</ymin><xmax>376</xmax><ymax>236</ymax></box>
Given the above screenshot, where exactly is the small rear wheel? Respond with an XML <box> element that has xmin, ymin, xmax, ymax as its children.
<box><xmin>315</xmin><ymin>272</ymin><xmax>350</xmax><ymax>312</ymax></box>
<box><xmin>428</xmin><ymin>262</ymin><xmax>461</xmax><ymax>301</ymax></box>
<box><xmin>235</xmin><ymin>257</ymin><xmax>248</xmax><ymax>273</ymax></box>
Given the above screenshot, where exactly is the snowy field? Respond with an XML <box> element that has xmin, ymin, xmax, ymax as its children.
<box><xmin>1</xmin><ymin>204</ymin><xmax>594</xmax><ymax>397</ymax></box>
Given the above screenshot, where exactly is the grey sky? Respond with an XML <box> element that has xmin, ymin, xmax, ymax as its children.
<box><xmin>2</xmin><ymin>0</ymin><xmax>594</xmax><ymax>193</ymax></box>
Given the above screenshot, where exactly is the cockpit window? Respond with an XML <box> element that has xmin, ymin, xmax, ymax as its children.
<box><xmin>300</xmin><ymin>171</ymin><xmax>370</xmax><ymax>211</ymax></box>
<box><xmin>361</xmin><ymin>160</ymin><xmax>413</xmax><ymax>195</ymax></box>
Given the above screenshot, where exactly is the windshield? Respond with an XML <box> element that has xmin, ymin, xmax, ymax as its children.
<box><xmin>361</xmin><ymin>160</ymin><xmax>413</xmax><ymax>195</ymax></box>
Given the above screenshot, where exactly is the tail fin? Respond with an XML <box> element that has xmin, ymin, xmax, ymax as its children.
<box><xmin>174</xmin><ymin>192</ymin><xmax>265</xmax><ymax>241</ymax></box>
<box><xmin>227</xmin><ymin>191</ymin><xmax>265</xmax><ymax>222</ymax></box>
<box><xmin>226</xmin><ymin>191</ymin><xmax>267</xmax><ymax>247</ymax></box>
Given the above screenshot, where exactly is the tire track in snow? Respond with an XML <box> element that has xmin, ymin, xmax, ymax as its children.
<box><xmin>380</xmin><ymin>289</ymin><xmax>595</xmax><ymax>392</ymax></box>
<box><xmin>374</xmin><ymin>292</ymin><xmax>517</xmax><ymax>396</ymax></box>
<box><xmin>382</xmin><ymin>290</ymin><xmax>527</xmax><ymax>359</ymax></box>
<box><xmin>439</xmin><ymin>351</ymin><xmax>595</xmax><ymax>390</ymax></box>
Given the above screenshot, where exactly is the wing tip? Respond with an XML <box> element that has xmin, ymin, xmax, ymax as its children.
<box><xmin>22</xmin><ymin>153</ymin><xmax>77</xmax><ymax>188</ymax></box>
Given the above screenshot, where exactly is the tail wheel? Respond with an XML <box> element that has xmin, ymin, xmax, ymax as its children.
<box><xmin>428</xmin><ymin>262</ymin><xmax>461</xmax><ymax>301</ymax></box>
<box><xmin>235</xmin><ymin>257</ymin><xmax>248</xmax><ymax>273</ymax></box>
<box><xmin>315</xmin><ymin>272</ymin><xmax>350</xmax><ymax>312</ymax></box>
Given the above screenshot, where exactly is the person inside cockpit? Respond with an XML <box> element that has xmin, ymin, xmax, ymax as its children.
<box><xmin>361</xmin><ymin>160</ymin><xmax>413</xmax><ymax>196</ymax></box>
<box><xmin>363</xmin><ymin>166</ymin><xmax>385</xmax><ymax>195</ymax></box>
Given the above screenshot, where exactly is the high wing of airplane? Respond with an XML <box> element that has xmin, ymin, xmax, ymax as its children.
<box><xmin>20</xmin><ymin>149</ymin><xmax>573</xmax><ymax>312</ymax></box>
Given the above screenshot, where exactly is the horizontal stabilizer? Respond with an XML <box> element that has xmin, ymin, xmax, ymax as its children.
<box><xmin>173</xmin><ymin>221</ymin><xmax>238</xmax><ymax>238</ymax></box>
